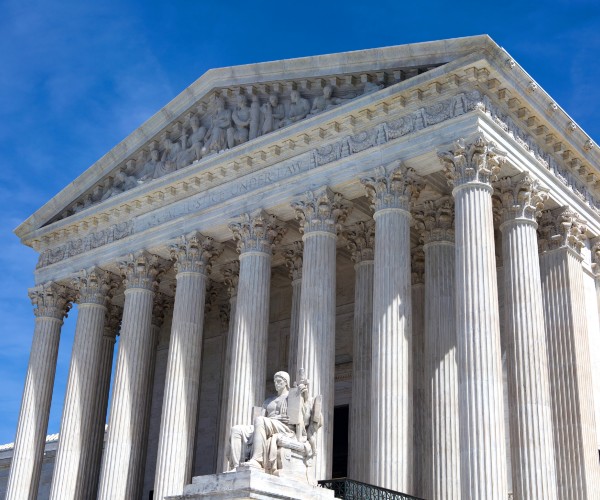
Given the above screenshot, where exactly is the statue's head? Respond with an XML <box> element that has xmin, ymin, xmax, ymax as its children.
<box><xmin>273</xmin><ymin>371</ymin><xmax>290</xmax><ymax>391</ymax></box>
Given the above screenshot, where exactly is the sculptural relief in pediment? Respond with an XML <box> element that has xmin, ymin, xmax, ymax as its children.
<box><xmin>53</xmin><ymin>65</ymin><xmax>441</xmax><ymax>224</ymax></box>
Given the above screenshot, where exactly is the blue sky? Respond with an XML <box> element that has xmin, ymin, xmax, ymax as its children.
<box><xmin>0</xmin><ymin>0</ymin><xmax>599</xmax><ymax>444</ymax></box>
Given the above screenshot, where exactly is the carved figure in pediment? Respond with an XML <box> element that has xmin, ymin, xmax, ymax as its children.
<box><xmin>101</xmin><ymin>166</ymin><xmax>138</xmax><ymax>201</ymax></box>
<box><xmin>138</xmin><ymin>149</ymin><xmax>164</xmax><ymax>182</ymax></box>
<box><xmin>282</xmin><ymin>90</ymin><xmax>310</xmax><ymax>126</ymax></box>
<box><xmin>228</xmin><ymin>94</ymin><xmax>251</xmax><ymax>148</ymax></box>
<box><xmin>159</xmin><ymin>137</ymin><xmax>181</xmax><ymax>175</ymax></box>
<box><xmin>204</xmin><ymin>96</ymin><xmax>232</xmax><ymax>154</ymax></box>
<box><xmin>177</xmin><ymin>115</ymin><xmax>207</xmax><ymax>168</ymax></box>
<box><xmin>249</xmin><ymin>94</ymin><xmax>261</xmax><ymax>140</ymax></box>
<box><xmin>261</xmin><ymin>94</ymin><xmax>285</xmax><ymax>134</ymax></box>
<box><xmin>228</xmin><ymin>369</ymin><xmax>322</xmax><ymax>484</ymax></box>
<box><xmin>309</xmin><ymin>85</ymin><xmax>340</xmax><ymax>116</ymax></box>
<box><xmin>362</xmin><ymin>80</ymin><xmax>384</xmax><ymax>95</ymax></box>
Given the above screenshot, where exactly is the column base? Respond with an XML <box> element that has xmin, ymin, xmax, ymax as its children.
<box><xmin>169</xmin><ymin>468</ymin><xmax>334</xmax><ymax>499</ymax></box>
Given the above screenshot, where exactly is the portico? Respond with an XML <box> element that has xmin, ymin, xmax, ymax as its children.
<box><xmin>6</xmin><ymin>36</ymin><xmax>600</xmax><ymax>500</ymax></box>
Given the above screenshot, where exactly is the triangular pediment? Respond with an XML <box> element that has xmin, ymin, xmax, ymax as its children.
<box><xmin>16</xmin><ymin>35</ymin><xmax>499</xmax><ymax>238</ymax></box>
<box><xmin>15</xmin><ymin>34</ymin><xmax>600</xmax><ymax>245</ymax></box>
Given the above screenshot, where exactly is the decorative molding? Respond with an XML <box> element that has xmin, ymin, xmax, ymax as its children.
<box><xmin>361</xmin><ymin>162</ymin><xmax>424</xmax><ymax>212</ymax></box>
<box><xmin>343</xmin><ymin>220</ymin><xmax>375</xmax><ymax>263</ymax></box>
<box><xmin>170</xmin><ymin>231</ymin><xmax>223</xmax><ymax>275</ymax></box>
<box><xmin>292</xmin><ymin>187</ymin><xmax>351</xmax><ymax>234</ymax></box>
<box><xmin>439</xmin><ymin>135</ymin><xmax>507</xmax><ymax>188</ymax></box>
<box><xmin>28</xmin><ymin>282</ymin><xmax>72</xmax><ymax>320</ymax></box>
<box><xmin>538</xmin><ymin>206</ymin><xmax>586</xmax><ymax>254</ymax></box>
<box><xmin>283</xmin><ymin>241</ymin><xmax>303</xmax><ymax>281</ymax></box>
<box><xmin>493</xmin><ymin>172</ymin><xmax>548</xmax><ymax>224</ymax></box>
<box><xmin>414</xmin><ymin>196</ymin><xmax>455</xmax><ymax>244</ymax></box>
<box><xmin>228</xmin><ymin>210</ymin><xmax>287</xmax><ymax>254</ymax></box>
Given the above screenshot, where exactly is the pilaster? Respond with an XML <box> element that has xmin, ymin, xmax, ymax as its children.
<box><xmin>439</xmin><ymin>136</ymin><xmax>508</xmax><ymax>500</ymax></box>
<box><xmin>344</xmin><ymin>221</ymin><xmax>374</xmax><ymax>483</ymax></box>
<box><xmin>495</xmin><ymin>173</ymin><xmax>558</xmax><ymax>500</ymax></box>
<box><xmin>361</xmin><ymin>163</ymin><xmax>423</xmax><ymax>492</ymax></box>
<box><xmin>6</xmin><ymin>283</ymin><xmax>71</xmax><ymax>500</ymax></box>
<box><xmin>538</xmin><ymin>207</ymin><xmax>600</xmax><ymax>499</ymax></box>
<box><xmin>154</xmin><ymin>233</ymin><xmax>222</xmax><ymax>499</ymax></box>
<box><xmin>292</xmin><ymin>187</ymin><xmax>351</xmax><ymax>479</ymax></box>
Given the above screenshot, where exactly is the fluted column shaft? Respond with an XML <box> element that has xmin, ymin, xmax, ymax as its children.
<box><xmin>217</xmin><ymin>262</ymin><xmax>239</xmax><ymax>472</ymax></box>
<box><xmin>538</xmin><ymin>207</ymin><xmax>600</xmax><ymax>500</ymax></box>
<box><xmin>86</xmin><ymin>306</ymin><xmax>120</xmax><ymax>499</ymax></box>
<box><xmin>440</xmin><ymin>137</ymin><xmax>508</xmax><ymax>499</ymax></box>
<box><xmin>496</xmin><ymin>174</ymin><xmax>557</xmax><ymax>500</ymax></box>
<box><xmin>284</xmin><ymin>241</ymin><xmax>303</xmax><ymax>380</ymax></box>
<box><xmin>6</xmin><ymin>284</ymin><xmax>70</xmax><ymax>500</ymax></box>
<box><xmin>98</xmin><ymin>253</ymin><xmax>163</xmax><ymax>500</ymax></box>
<box><xmin>225</xmin><ymin>211</ymin><xmax>285</xmax><ymax>466</ymax></box>
<box><xmin>50</xmin><ymin>269</ymin><xmax>116</xmax><ymax>500</ymax></box>
<box><xmin>425</xmin><ymin>240</ymin><xmax>460</xmax><ymax>500</ymax></box>
<box><xmin>362</xmin><ymin>164</ymin><xmax>422</xmax><ymax>492</ymax></box>
<box><xmin>415</xmin><ymin>196</ymin><xmax>461</xmax><ymax>500</ymax></box>
<box><xmin>345</xmin><ymin>222</ymin><xmax>374</xmax><ymax>483</ymax></box>
<box><xmin>154</xmin><ymin>234</ymin><xmax>221</xmax><ymax>499</ymax></box>
<box><xmin>293</xmin><ymin>188</ymin><xmax>349</xmax><ymax>480</ymax></box>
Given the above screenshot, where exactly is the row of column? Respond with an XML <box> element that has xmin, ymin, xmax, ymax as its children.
<box><xmin>7</xmin><ymin>136</ymin><xmax>600</xmax><ymax>500</ymax></box>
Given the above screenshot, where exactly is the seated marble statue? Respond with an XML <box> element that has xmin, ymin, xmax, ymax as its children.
<box><xmin>228</xmin><ymin>370</ymin><xmax>322</xmax><ymax>482</ymax></box>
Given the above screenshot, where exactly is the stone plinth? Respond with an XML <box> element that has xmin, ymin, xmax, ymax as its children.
<box><xmin>171</xmin><ymin>468</ymin><xmax>334</xmax><ymax>500</ymax></box>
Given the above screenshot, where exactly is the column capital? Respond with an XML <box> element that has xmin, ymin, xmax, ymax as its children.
<box><xmin>104</xmin><ymin>304</ymin><xmax>122</xmax><ymax>340</ymax></box>
<box><xmin>344</xmin><ymin>220</ymin><xmax>375</xmax><ymax>263</ymax></box>
<box><xmin>414</xmin><ymin>196</ymin><xmax>455</xmax><ymax>245</ymax></box>
<box><xmin>411</xmin><ymin>246</ymin><xmax>425</xmax><ymax>285</ymax></box>
<box><xmin>494</xmin><ymin>172</ymin><xmax>548</xmax><ymax>225</ymax></box>
<box><xmin>73</xmin><ymin>267</ymin><xmax>120</xmax><ymax>306</ymax></box>
<box><xmin>222</xmin><ymin>260</ymin><xmax>240</xmax><ymax>298</ymax></box>
<box><xmin>538</xmin><ymin>206</ymin><xmax>587</xmax><ymax>254</ymax></box>
<box><xmin>118</xmin><ymin>251</ymin><xmax>168</xmax><ymax>291</ymax></box>
<box><xmin>170</xmin><ymin>232</ymin><xmax>223</xmax><ymax>275</ymax></box>
<box><xmin>592</xmin><ymin>238</ymin><xmax>600</xmax><ymax>279</ymax></box>
<box><xmin>28</xmin><ymin>282</ymin><xmax>72</xmax><ymax>320</ymax></box>
<box><xmin>204</xmin><ymin>280</ymin><xmax>222</xmax><ymax>313</ymax></box>
<box><xmin>229</xmin><ymin>210</ymin><xmax>287</xmax><ymax>254</ymax></box>
<box><xmin>283</xmin><ymin>241</ymin><xmax>303</xmax><ymax>281</ymax></box>
<box><xmin>439</xmin><ymin>135</ymin><xmax>507</xmax><ymax>188</ymax></box>
<box><xmin>152</xmin><ymin>292</ymin><xmax>173</xmax><ymax>329</ymax></box>
<box><xmin>292</xmin><ymin>186</ymin><xmax>351</xmax><ymax>234</ymax></box>
<box><xmin>361</xmin><ymin>162</ymin><xmax>424</xmax><ymax>212</ymax></box>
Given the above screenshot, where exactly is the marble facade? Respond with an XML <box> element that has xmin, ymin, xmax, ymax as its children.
<box><xmin>5</xmin><ymin>35</ymin><xmax>600</xmax><ymax>499</ymax></box>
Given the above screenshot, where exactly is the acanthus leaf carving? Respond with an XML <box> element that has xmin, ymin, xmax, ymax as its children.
<box><xmin>72</xmin><ymin>267</ymin><xmax>121</xmax><ymax>306</ymax></box>
<box><xmin>292</xmin><ymin>187</ymin><xmax>351</xmax><ymax>234</ymax></box>
<box><xmin>343</xmin><ymin>220</ymin><xmax>375</xmax><ymax>263</ymax></box>
<box><xmin>118</xmin><ymin>251</ymin><xmax>169</xmax><ymax>291</ymax></box>
<box><xmin>413</xmin><ymin>196</ymin><xmax>455</xmax><ymax>245</ymax></box>
<box><xmin>537</xmin><ymin>206</ymin><xmax>586</xmax><ymax>254</ymax></box>
<box><xmin>28</xmin><ymin>282</ymin><xmax>73</xmax><ymax>320</ymax></box>
<box><xmin>283</xmin><ymin>241</ymin><xmax>303</xmax><ymax>281</ymax></box>
<box><xmin>361</xmin><ymin>162</ymin><xmax>424</xmax><ymax>212</ymax></box>
<box><xmin>170</xmin><ymin>231</ymin><xmax>223</xmax><ymax>275</ymax></box>
<box><xmin>228</xmin><ymin>210</ymin><xmax>287</xmax><ymax>254</ymax></box>
<box><xmin>493</xmin><ymin>172</ymin><xmax>548</xmax><ymax>224</ymax></box>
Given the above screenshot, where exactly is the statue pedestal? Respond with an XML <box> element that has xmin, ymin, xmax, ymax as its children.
<box><xmin>169</xmin><ymin>466</ymin><xmax>334</xmax><ymax>499</ymax></box>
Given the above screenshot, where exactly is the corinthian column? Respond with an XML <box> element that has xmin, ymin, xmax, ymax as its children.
<box><xmin>344</xmin><ymin>221</ymin><xmax>375</xmax><ymax>483</ymax></box>
<box><xmin>284</xmin><ymin>241</ymin><xmax>303</xmax><ymax>379</ymax></box>
<box><xmin>292</xmin><ymin>187</ymin><xmax>351</xmax><ymax>480</ymax></box>
<box><xmin>98</xmin><ymin>252</ymin><xmax>166</xmax><ymax>500</ymax></box>
<box><xmin>439</xmin><ymin>136</ymin><xmax>508</xmax><ymax>499</ymax></box>
<box><xmin>411</xmin><ymin>246</ymin><xmax>426</xmax><ymax>499</ymax></box>
<box><xmin>538</xmin><ymin>207</ymin><xmax>600</xmax><ymax>499</ymax></box>
<box><xmin>6</xmin><ymin>283</ymin><xmax>71</xmax><ymax>500</ymax></box>
<box><xmin>495</xmin><ymin>173</ymin><xmax>558</xmax><ymax>500</ymax></box>
<box><xmin>224</xmin><ymin>211</ymin><xmax>286</xmax><ymax>467</ymax></box>
<box><xmin>415</xmin><ymin>197</ymin><xmax>460</xmax><ymax>500</ymax></box>
<box><xmin>154</xmin><ymin>233</ymin><xmax>222</xmax><ymax>499</ymax></box>
<box><xmin>50</xmin><ymin>268</ymin><xmax>118</xmax><ymax>500</ymax></box>
<box><xmin>593</xmin><ymin>241</ymin><xmax>600</xmax><ymax>323</ymax></box>
<box><xmin>217</xmin><ymin>261</ymin><xmax>239</xmax><ymax>472</ymax></box>
<box><xmin>361</xmin><ymin>164</ymin><xmax>423</xmax><ymax>492</ymax></box>
<box><xmin>86</xmin><ymin>304</ymin><xmax>121</xmax><ymax>500</ymax></box>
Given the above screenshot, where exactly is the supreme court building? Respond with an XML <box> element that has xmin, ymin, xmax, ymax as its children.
<box><xmin>4</xmin><ymin>35</ymin><xmax>600</xmax><ymax>499</ymax></box>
